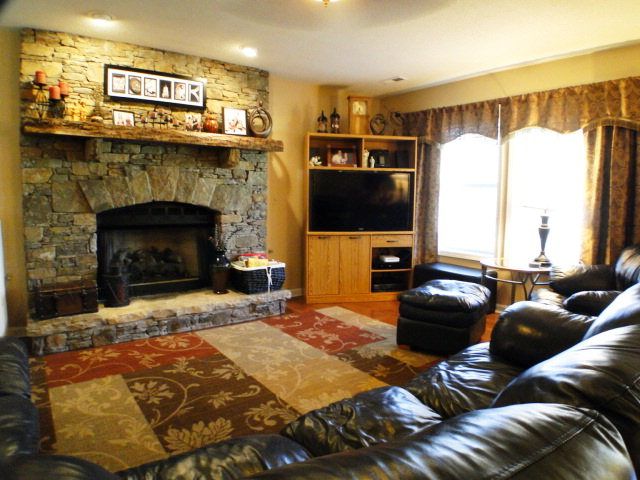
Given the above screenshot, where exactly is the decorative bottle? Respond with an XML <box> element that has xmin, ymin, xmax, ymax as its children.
<box><xmin>330</xmin><ymin>108</ymin><xmax>340</xmax><ymax>133</ymax></box>
<box><xmin>317</xmin><ymin>110</ymin><xmax>328</xmax><ymax>133</ymax></box>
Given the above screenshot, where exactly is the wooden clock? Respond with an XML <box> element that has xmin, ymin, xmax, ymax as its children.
<box><xmin>348</xmin><ymin>96</ymin><xmax>371</xmax><ymax>135</ymax></box>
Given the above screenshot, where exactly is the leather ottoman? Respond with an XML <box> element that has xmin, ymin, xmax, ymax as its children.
<box><xmin>397</xmin><ymin>279</ymin><xmax>491</xmax><ymax>355</ymax></box>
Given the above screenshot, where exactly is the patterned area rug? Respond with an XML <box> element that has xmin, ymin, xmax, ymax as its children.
<box><xmin>30</xmin><ymin>306</ymin><xmax>440</xmax><ymax>472</ymax></box>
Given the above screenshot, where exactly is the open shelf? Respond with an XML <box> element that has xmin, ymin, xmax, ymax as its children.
<box><xmin>307</xmin><ymin>132</ymin><xmax>416</xmax><ymax>169</ymax></box>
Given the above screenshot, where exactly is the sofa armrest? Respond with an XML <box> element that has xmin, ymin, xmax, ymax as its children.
<box><xmin>550</xmin><ymin>264</ymin><xmax>616</xmax><ymax>296</ymax></box>
<box><xmin>118</xmin><ymin>434</ymin><xmax>310</xmax><ymax>480</ymax></box>
<box><xmin>490</xmin><ymin>301</ymin><xmax>595</xmax><ymax>368</ymax></box>
<box><xmin>0</xmin><ymin>338</ymin><xmax>31</xmax><ymax>398</ymax></box>
<box><xmin>246</xmin><ymin>405</ymin><xmax>634</xmax><ymax>480</ymax></box>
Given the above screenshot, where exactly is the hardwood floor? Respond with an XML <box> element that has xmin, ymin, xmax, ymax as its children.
<box><xmin>286</xmin><ymin>297</ymin><xmax>498</xmax><ymax>343</ymax></box>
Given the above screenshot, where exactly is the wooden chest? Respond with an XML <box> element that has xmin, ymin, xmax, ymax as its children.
<box><xmin>34</xmin><ymin>280</ymin><xmax>98</xmax><ymax>320</ymax></box>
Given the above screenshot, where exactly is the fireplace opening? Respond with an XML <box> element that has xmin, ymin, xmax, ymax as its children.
<box><xmin>97</xmin><ymin>202</ymin><xmax>218</xmax><ymax>300</ymax></box>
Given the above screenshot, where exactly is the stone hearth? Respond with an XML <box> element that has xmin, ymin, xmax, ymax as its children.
<box><xmin>27</xmin><ymin>288</ymin><xmax>291</xmax><ymax>355</ymax></box>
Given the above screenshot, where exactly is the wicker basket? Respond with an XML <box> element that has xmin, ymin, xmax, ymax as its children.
<box><xmin>231</xmin><ymin>262</ymin><xmax>285</xmax><ymax>294</ymax></box>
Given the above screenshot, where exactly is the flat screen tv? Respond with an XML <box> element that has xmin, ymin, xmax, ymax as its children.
<box><xmin>309</xmin><ymin>170</ymin><xmax>414</xmax><ymax>232</ymax></box>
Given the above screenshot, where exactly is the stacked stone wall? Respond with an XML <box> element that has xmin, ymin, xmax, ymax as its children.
<box><xmin>18</xmin><ymin>29</ymin><xmax>270</xmax><ymax>312</ymax></box>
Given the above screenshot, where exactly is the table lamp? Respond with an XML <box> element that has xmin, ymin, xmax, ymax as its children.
<box><xmin>529</xmin><ymin>209</ymin><xmax>552</xmax><ymax>267</ymax></box>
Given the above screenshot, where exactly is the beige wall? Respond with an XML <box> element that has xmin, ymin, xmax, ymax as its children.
<box><xmin>268</xmin><ymin>76</ymin><xmax>321</xmax><ymax>296</ymax></box>
<box><xmin>383</xmin><ymin>43</ymin><xmax>640</xmax><ymax>112</ymax></box>
<box><xmin>3</xmin><ymin>28</ymin><xmax>640</xmax><ymax>316</ymax></box>
<box><xmin>0</xmin><ymin>28</ymin><xmax>27</xmax><ymax>330</ymax></box>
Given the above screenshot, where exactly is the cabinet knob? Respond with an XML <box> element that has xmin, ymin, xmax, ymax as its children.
<box><xmin>317</xmin><ymin>236</ymin><xmax>331</xmax><ymax>240</ymax></box>
<box><xmin>348</xmin><ymin>236</ymin><xmax>361</xmax><ymax>240</ymax></box>
<box><xmin>386</xmin><ymin>240</ymin><xmax>399</xmax><ymax>243</ymax></box>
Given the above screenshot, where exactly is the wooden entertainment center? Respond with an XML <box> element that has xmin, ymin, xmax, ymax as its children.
<box><xmin>304</xmin><ymin>133</ymin><xmax>418</xmax><ymax>303</ymax></box>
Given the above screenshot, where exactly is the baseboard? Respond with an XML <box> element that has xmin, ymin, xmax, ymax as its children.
<box><xmin>288</xmin><ymin>287</ymin><xmax>303</xmax><ymax>298</ymax></box>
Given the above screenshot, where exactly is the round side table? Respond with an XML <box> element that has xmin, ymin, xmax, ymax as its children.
<box><xmin>480</xmin><ymin>258</ymin><xmax>551</xmax><ymax>304</ymax></box>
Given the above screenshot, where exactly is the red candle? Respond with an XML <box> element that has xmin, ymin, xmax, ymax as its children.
<box><xmin>49</xmin><ymin>85</ymin><xmax>61</xmax><ymax>100</ymax></box>
<box><xmin>35</xmin><ymin>70</ymin><xmax>46</xmax><ymax>84</ymax></box>
<box><xmin>58</xmin><ymin>81</ymin><xmax>69</xmax><ymax>96</ymax></box>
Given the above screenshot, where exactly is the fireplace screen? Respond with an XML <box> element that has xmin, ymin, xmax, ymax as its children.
<box><xmin>97</xmin><ymin>202</ymin><xmax>218</xmax><ymax>300</ymax></box>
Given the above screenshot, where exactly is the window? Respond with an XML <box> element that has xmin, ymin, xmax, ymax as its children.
<box><xmin>503</xmin><ymin>128</ymin><xmax>586</xmax><ymax>265</ymax></box>
<box><xmin>438</xmin><ymin>134</ymin><xmax>500</xmax><ymax>258</ymax></box>
<box><xmin>438</xmin><ymin>128</ymin><xmax>586</xmax><ymax>264</ymax></box>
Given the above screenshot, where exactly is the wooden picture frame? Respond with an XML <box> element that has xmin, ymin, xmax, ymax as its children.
<box><xmin>112</xmin><ymin>109</ymin><xmax>135</xmax><ymax>127</ymax></box>
<box><xmin>328</xmin><ymin>145</ymin><xmax>357</xmax><ymax>167</ymax></box>
<box><xmin>105</xmin><ymin>65</ymin><xmax>206</xmax><ymax>109</ymax></box>
<box><xmin>223</xmin><ymin>107</ymin><xmax>248</xmax><ymax>135</ymax></box>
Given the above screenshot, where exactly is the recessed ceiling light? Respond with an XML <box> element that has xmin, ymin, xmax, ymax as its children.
<box><xmin>241</xmin><ymin>46</ymin><xmax>258</xmax><ymax>58</ymax></box>
<box><xmin>316</xmin><ymin>0</ymin><xmax>339</xmax><ymax>5</ymax></box>
<box><xmin>86</xmin><ymin>11</ymin><xmax>115</xmax><ymax>27</ymax></box>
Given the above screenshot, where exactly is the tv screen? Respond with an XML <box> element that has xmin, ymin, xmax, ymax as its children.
<box><xmin>309</xmin><ymin>170</ymin><xmax>414</xmax><ymax>232</ymax></box>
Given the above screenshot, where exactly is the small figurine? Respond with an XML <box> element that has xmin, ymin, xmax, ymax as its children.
<box><xmin>309</xmin><ymin>155</ymin><xmax>322</xmax><ymax>167</ymax></box>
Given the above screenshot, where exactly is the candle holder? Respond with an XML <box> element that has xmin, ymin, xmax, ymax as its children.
<box><xmin>140</xmin><ymin>106</ymin><xmax>174</xmax><ymax>128</ymax></box>
<box><xmin>49</xmin><ymin>94</ymin><xmax>67</xmax><ymax>119</ymax></box>
<box><xmin>32</xmin><ymin>81</ymin><xmax>49</xmax><ymax>122</ymax></box>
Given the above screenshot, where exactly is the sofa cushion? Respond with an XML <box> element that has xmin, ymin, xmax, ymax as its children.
<box><xmin>247</xmin><ymin>405</ymin><xmax>634</xmax><ymax>480</ymax></box>
<box><xmin>530</xmin><ymin>287</ymin><xmax>566</xmax><ymax>308</ymax></box>
<box><xmin>0</xmin><ymin>395</ymin><xmax>40</xmax><ymax>463</ymax></box>
<box><xmin>582</xmin><ymin>282</ymin><xmax>640</xmax><ymax>339</ymax></box>
<box><xmin>397</xmin><ymin>280</ymin><xmax>490</xmax><ymax>313</ymax></box>
<box><xmin>490</xmin><ymin>301</ymin><xmax>594</xmax><ymax>368</ymax></box>
<box><xmin>0</xmin><ymin>454</ymin><xmax>119</xmax><ymax>480</ymax></box>
<box><xmin>550</xmin><ymin>264</ymin><xmax>616</xmax><ymax>296</ymax></box>
<box><xmin>404</xmin><ymin>343</ymin><xmax>523</xmax><ymax>418</ymax></box>
<box><xmin>492</xmin><ymin>324</ymin><xmax>640</xmax><ymax>472</ymax></box>
<box><xmin>563</xmin><ymin>290</ymin><xmax>621</xmax><ymax>316</ymax></box>
<box><xmin>281</xmin><ymin>386</ymin><xmax>441</xmax><ymax>457</ymax></box>
<box><xmin>0</xmin><ymin>338</ymin><xmax>31</xmax><ymax>398</ymax></box>
<box><xmin>118</xmin><ymin>434</ymin><xmax>310</xmax><ymax>480</ymax></box>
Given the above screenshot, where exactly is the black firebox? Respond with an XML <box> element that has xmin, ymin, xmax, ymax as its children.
<box><xmin>97</xmin><ymin>201</ymin><xmax>219</xmax><ymax>300</ymax></box>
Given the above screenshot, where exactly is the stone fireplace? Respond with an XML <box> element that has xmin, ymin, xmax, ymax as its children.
<box><xmin>22</xmin><ymin>136</ymin><xmax>269</xmax><ymax>317</ymax></box>
<box><xmin>17</xmin><ymin>29</ymin><xmax>289</xmax><ymax>353</ymax></box>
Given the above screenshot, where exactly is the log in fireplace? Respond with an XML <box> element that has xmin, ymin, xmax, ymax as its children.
<box><xmin>97</xmin><ymin>201</ymin><xmax>218</xmax><ymax>301</ymax></box>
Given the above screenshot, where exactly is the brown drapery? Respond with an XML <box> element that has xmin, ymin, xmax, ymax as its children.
<box><xmin>414</xmin><ymin>142</ymin><xmax>440</xmax><ymax>264</ymax></box>
<box><xmin>402</xmin><ymin>76</ymin><xmax>640</xmax><ymax>263</ymax></box>
<box><xmin>582</xmin><ymin>120</ymin><xmax>640</xmax><ymax>264</ymax></box>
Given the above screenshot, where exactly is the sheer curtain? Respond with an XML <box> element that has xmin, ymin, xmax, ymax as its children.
<box><xmin>438</xmin><ymin>134</ymin><xmax>500</xmax><ymax>258</ymax></box>
<box><xmin>503</xmin><ymin>128</ymin><xmax>586</xmax><ymax>265</ymax></box>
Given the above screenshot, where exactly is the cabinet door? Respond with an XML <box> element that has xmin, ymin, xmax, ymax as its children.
<box><xmin>339</xmin><ymin>235</ymin><xmax>371</xmax><ymax>294</ymax></box>
<box><xmin>307</xmin><ymin>236</ymin><xmax>340</xmax><ymax>296</ymax></box>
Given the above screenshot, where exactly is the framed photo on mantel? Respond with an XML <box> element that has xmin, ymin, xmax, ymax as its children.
<box><xmin>104</xmin><ymin>65</ymin><xmax>206</xmax><ymax>109</ymax></box>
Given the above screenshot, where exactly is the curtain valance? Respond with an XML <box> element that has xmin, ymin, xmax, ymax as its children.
<box><xmin>402</xmin><ymin>76</ymin><xmax>640</xmax><ymax>144</ymax></box>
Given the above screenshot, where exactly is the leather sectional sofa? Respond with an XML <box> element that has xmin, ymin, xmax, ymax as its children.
<box><xmin>3</xmin><ymin>282</ymin><xmax>640</xmax><ymax>478</ymax></box>
<box><xmin>532</xmin><ymin>243</ymin><xmax>640</xmax><ymax>316</ymax></box>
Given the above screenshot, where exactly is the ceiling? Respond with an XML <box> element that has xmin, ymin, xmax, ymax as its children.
<box><xmin>1</xmin><ymin>0</ymin><xmax>640</xmax><ymax>97</ymax></box>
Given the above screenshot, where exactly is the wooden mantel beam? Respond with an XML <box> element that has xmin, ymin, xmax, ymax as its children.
<box><xmin>22</xmin><ymin>120</ymin><xmax>284</xmax><ymax>153</ymax></box>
